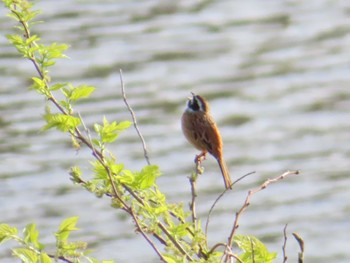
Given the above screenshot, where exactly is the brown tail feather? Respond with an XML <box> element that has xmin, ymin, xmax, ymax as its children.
<box><xmin>217</xmin><ymin>157</ymin><xmax>232</xmax><ymax>189</ymax></box>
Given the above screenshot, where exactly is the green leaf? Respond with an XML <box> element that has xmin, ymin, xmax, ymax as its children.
<box><xmin>26</xmin><ymin>35</ymin><xmax>40</xmax><ymax>45</ymax></box>
<box><xmin>12</xmin><ymin>248</ymin><xmax>38</xmax><ymax>263</ymax></box>
<box><xmin>161</xmin><ymin>255</ymin><xmax>177</xmax><ymax>263</ymax></box>
<box><xmin>7</xmin><ymin>34</ymin><xmax>25</xmax><ymax>51</ymax></box>
<box><xmin>50</xmin><ymin>82</ymin><xmax>67</xmax><ymax>91</ymax></box>
<box><xmin>40</xmin><ymin>253</ymin><xmax>52</xmax><ymax>263</ymax></box>
<box><xmin>134</xmin><ymin>165</ymin><xmax>161</xmax><ymax>190</ymax></box>
<box><xmin>43</xmin><ymin>113</ymin><xmax>81</xmax><ymax>132</ymax></box>
<box><xmin>56</xmin><ymin>216</ymin><xmax>79</xmax><ymax>242</ymax></box>
<box><xmin>46</xmin><ymin>43</ymin><xmax>69</xmax><ymax>59</ymax></box>
<box><xmin>94</xmin><ymin>117</ymin><xmax>131</xmax><ymax>143</ymax></box>
<box><xmin>234</xmin><ymin>235</ymin><xmax>277</xmax><ymax>263</ymax></box>
<box><xmin>116</xmin><ymin>169</ymin><xmax>134</xmax><ymax>185</ymax></box>
<box><xmin>69</xmin><ymin>85</ymin><xmax>95</xmax><ymax>101</ymax></box>
<box><xmin>23</xmin><ymin>223</ymin><xmax>44</xmax><ymax>250</ymax></box>
<box><xmin>110</xmin><ymin>163</ymin><xmax>124</xmax><ymax>175</ymax></box>
<box><xmin>170</xmin><ymin>222</ymin><xmax>191</xmax><ymax>237</ymax></box>
<box><xmin>70</xmin><ymin>166</ymin><xmax>82</xmax><ymax>183</ymax></box>
<box><xmin>0</xmin><ymin>224</ymin><xmax>18</xmax><ymax>243</ymax></box>
<box><xmin>91</xmin><ymin>160</ymin><xmax>108</xmax><ymax>180</ymax></box>
<box><xmin>31</xmin><ymin>77</ymin><xmax>49</xmax><ymax>95</ymax></box>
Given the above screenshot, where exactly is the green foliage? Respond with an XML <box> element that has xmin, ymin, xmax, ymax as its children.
<box><xmin>63</xmin><ymin>84</ymin><xmax>95</xmax><ymax>102</ymax></box>
<box><xmin>56</xmin><ymin>216</ymin><xmax>79</xmax><ymax>241</ymax></box>
<box><xmin>43</xmin><ymin>112</ymin><xmax>81</xmax><ymax>132</ymax></box>
<box><xmin>0</xmin><ymin>224</ymin><xmax>18</xmax><ymax>243</ymax></box>
<box><xmin>234</xmin><ymin>235</ymin><xmax>277</xmax><ymax>263</ymax></box>
<box><xmin>132</xmin><ymin>165</ymin><xmax>161</xmax><ymax>190</ymax></box>
<box><xmin>24</xmin><ymin>224</ymin><xmax>44</xmax><ymax>250</ymax></box>
<box><xmin>0</xmin><ymin>218</ymin><xmax>100</xmax><ymax>263</ymax></box>
<box><xmin>94</xmin><ymin>117</ymin><xmax>131</xmax><ymax>144</ymax></box>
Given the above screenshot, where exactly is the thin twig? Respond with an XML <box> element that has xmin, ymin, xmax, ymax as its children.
<box><xmin>130</xmin><ymin>208</ymin><xmax>167</xmax><ymax>262</ymax></box>
<box><xmin>282</xmin><ymin>224</ymin><xmax>288</xmax><ymax>263</ymax></box>
<box><xmin>47</xmin><ymin>255</ymin><xmax>73</xmax><ymax>263</ymax></box>
<box><xmin>251</xmin><ymin>238</ymin><xmax>255</xmax><ymax>263</ymax></box>
<box><xmin>227</xmin><ymin>170</ymin><xmax>300</xmax><ymax>248</ymax></box>
<box><xmin>189</xmin><ymin>173</ymin><xmax>197</xmax><ymax>225</ymax></box>
<box><xmin>209</xmin><ymin>243</ymin><xmax>227</xmax><ymax>255</ymax></box>
<box><xmin>205</xmin><ymin>171</ymin><xmax>256</xmax><ymax>237</ymax></box>
<box><xmin>221</xmin><ymin>246</ymin><xmax>243</xmax><ymax>263</ymax></box>
<box><xmin>292</xmin><ymin>232</ymin><xmax>304</xmax><ymax>263</ymax></box>
<box><xmin>227</xmin><ymin>253</ymin><xmax>244</xmax><ymax>263</ymax></box>
<box><xmin>158</xmin><ymin>222</ymin><xmax>194</xmax><ymax>262</ymax></box>
<box><xmin>222</xmin><ymin>170</ymin><xmax>300</xmax><ymax>262</ymax></box>
<box><xmin>78</xmin><ymin>112</ymin><xmax>101</xmax><ymax>160</ymax></box>
<box><xmin>189</xmin><ymin>155</ymin><xmax>203</xmax><ymax>226</ymax></box>
<box><xmin>119</xmin><ymin>69</ymin><xmax>150</xmax><ymax>165</ymax></box>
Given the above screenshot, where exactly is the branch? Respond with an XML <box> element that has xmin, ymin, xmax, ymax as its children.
<box><xmin>205</xmin><ymin>171</ymin><xmax>255</xmax><ymax>237</ymax></box>
<box><xmin>130</xmin><ymin>208</ymin><xmax>166</xmax><ymax>262</ymax></box>
<box><xmin>158</xmin><ymin>222</ymin><xmax>194</xmax><ymax>262</ymax></box>
<box><xmin>220</xmin><ymin>245</ymin><xmax>244</xmax><ymax>263</ymax></box>
<box><xmin>47</xmin><ymin>255</ymin><xmax>73</xmax><ymax>263</ymax></box>
<box><xmin>293</xmin><ymin>232</ymin><xmax>304</xmax><ymax>263</ymax></box>
<box><xmin>189</xmin><ymin>156</ymin><xmax>203</xmax><ymax>226</ymax></box>
<box><xmin>119</xmin><ymin>69</ymin><xmax>150</xmax><ymax>165</ymax></box>
<box><xmin>282</xmin><ymin>224</ymin><xmax>288</xmax><ymax>263</ymax></box>
<box><xmin>225</xmin><ymin>170</ymin><xmax>300</xmax><ymax>259</ymax></box>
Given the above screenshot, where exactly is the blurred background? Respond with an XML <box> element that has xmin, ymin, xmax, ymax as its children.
<box><xmin>1</xmin><ymin>0</ymin><xmax>350</xmax><ymax>262</ymax></box>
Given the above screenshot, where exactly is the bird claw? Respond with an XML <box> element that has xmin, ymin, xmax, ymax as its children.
<box><xmin>194</xmin><ymin>152</ymin><xmax>207</xmax><ymax>164</ymax></box>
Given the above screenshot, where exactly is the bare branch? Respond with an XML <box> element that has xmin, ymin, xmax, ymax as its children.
<box><xmin>205</xmin><ymin>171</ymin><xmax>256</xmax><ymax>237</ymax></box>
<box><xmin>293</xmin><ymin>232</ymin><xmax>304</xmax><ymax>263</ymax></box>
<box><xmin>189</xmin><ymin>173</ymin><xmax>198</xmax><ymax>225</ymax></box>
<box><xmin>221</xmin><ymin>245</ymin><xmax>243</xmax><ymax>263</ymax></box>
<box><xmin>189</xmin><ymin>155</ymin><xmax>204</xmax><ymax>227</ymax></box>
<box><xmin>282</xmin><ymin>224</ymin><xmax>288</xmax><ymax>263</ymax></box>
<box><xmin>226</xmin><ymin>170</ymin><xmax>300</xmax><ymax>253</ymax></box>
<box><xmin>119</xmin><ymin>69</ymin><xmax>150</xmax><ymax>165</ymax></box>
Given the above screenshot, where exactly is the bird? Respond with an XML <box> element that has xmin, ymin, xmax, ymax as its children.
<box><xmin>181</xmin><ymin>93</ymin><xmax>232</xmax><ymax>189</ymax></box>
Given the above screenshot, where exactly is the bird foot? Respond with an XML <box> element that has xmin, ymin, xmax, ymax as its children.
<box><xmin>194</xmin><ymin>152</ymin><xmax>207</xmax><ymax>164</ymax></box>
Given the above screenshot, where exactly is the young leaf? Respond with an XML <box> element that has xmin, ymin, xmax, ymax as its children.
<box><xmin>0</xmin><ymin>224</ymin><xmax>18</xmax><ymax>243</ymax></box>
<box><xmin>70</xmin><ymin>166</ymin><xmax>83</xmax><ymax>183</ymax></box>
<box><xmin>46</xmin><ymin>43</ymin><xmax>69</xmax><ymax>60</ymax></box>
<box><xmin>162</xmin><ymin>255</ymin><xmax>177</xmax><ymax>263</ymax></box>
<box><xmin>234</xmin><ymin>235</ymin><xmax>277</xmax><ymax>263</ymax></box>
<box><xmin>94</xmin><ymin>117</ymin><xmax>131</xmax><ymax>143</ymax></box>
<box><xmin>134</xmin><ymin>165</ymin><xmax>161</xmax><ymax>190</ymax></box>
<box><xmin>40</xmin><ymin>253</ymin><xmax>52</xmax><ymax>263</ymax></box>
<box><xmin>31</xmin><ymin>77</ymin><xmax>49</xmax><ymax>95</ymax></box>
<box><xmin>43</xmin><ymin>113</ymin><xmax>81</xmax><ymax>132</ymax></box>
<box><xmin>50</xmin><ymin>82</ymin><xmax>67</xmax><ymax>91</ymax></box>
<box><xmin>116</xmin><ymin>169</ymin><xmax>134</xmax><ymax>185</ymax></box>
<box><xmin>69</xmin><ymin>85</ymin><xmax>95</xmax><ymax>101</ymax></box>
<box><xmin>56</xmin><ymin>216</ymin><xmax>79</xmax><ymax>242</ymax></box>
<box><xmin>23</xmin><ymin>223</ymin><xmax>44</xmax><ymax>250</ymax></box>
<box><xmin>12</xmin><ymin>248</ymin><xmax>38</xmax><ymax>263</ymax></box>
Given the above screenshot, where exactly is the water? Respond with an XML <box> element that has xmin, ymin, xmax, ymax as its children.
<box><xmin>1</xmin><ymin>1</ymin><xmax>350</xmax><ymax>262</ymax></box>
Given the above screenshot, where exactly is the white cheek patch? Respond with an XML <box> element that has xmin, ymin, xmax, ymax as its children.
<box><xmin>185</xmin><ymin>107</ymin><xmax>195</xmax><ymax>113</ymax></box>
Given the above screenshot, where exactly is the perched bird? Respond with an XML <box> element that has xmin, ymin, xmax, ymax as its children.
<box><xmin>181</xmin><ymin>93</ymin><xmax>232</xmax><ymax>189</ymax></box>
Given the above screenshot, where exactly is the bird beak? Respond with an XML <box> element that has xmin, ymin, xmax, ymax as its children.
<box><xmin>187</xmin><ymin>92</ymin><xmax>195</xmax><ymax>101</ymax></box>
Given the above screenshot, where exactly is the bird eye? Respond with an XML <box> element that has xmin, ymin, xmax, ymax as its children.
<box><xmin>191</xmin><ymin>97</ymin><xmax>200</xmax><ymax>111</ymax></box>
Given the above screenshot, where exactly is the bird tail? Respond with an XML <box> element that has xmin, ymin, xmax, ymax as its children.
<box><xmin>217</xmin><ymin>157</ymin><xmax>232</xmax><ymax>189</ymax></box>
